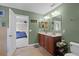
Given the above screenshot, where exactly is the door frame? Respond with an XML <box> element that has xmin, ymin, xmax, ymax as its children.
<box><xmin>15</xmin><ymin>14</ymin><xmax>29</xmax><ymax>46</ymax></box>
<box><xmin>7</xmin><ymin>9</ymin><xmax>16</xmax><ymax>56</ymax></box>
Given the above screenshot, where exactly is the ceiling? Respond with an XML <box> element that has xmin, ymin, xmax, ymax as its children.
<box><xmin>0</xmin><ymin>3</ymin><xmax>62</xmax><ymax>15</ymax></box>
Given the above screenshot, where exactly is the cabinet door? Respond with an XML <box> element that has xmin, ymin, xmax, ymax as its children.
<box><xmin>39</xmin><ymin>34</ymin><xmax>45</xmax><ymax>47</ymax></box>
<box><xmin>38</xmin><ymin>34</ymin><xmax>41</xmax><ymax>45</ymax></box>
<box><xmin>45</xmin><ymin>36</ymin><xmax>48</xmax><ymax>50</ymax></box>
<box><xmin>47</xmin><ymin>36</ymin><xmax>55</xmax><ymax>54</ymax></box>
<box><xmin>42</xmin><ymin>35</ymin><xmax>45</xmax><ymax>48</ymax></box>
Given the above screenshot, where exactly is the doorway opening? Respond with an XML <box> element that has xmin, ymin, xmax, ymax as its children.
<box><xmin>15</xmin><ymin>14</ymin><xmax>29</xmax><ymax>48</ymax></box>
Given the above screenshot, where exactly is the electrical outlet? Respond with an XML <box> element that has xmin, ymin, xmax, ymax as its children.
<box><xmin>63</xmin><ymin>29</ymin><xmax>66</xmax><ymax>34</ymax></box>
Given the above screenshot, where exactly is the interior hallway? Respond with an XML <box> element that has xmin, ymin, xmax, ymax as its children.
<box><xmin>13</xmin><ymin>46</ymin><xmax>52</xmax><ymax>56</ymax></box>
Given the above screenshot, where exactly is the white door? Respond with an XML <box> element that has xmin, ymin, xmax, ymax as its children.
<box><xmin>7</xmin><ymin>9</ymin><xmax>16</xmax><ymax>55</ymax></box>
<box><xmin>16</xmin><ymin>14</ymin><xmax>29</xmax><ymax>48</ymax></box>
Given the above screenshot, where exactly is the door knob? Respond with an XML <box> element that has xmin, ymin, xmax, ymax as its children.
<box><xmin>9</xmin><ymin>35</ymin><xmax>12</xmax><ymax>37</ymax></box>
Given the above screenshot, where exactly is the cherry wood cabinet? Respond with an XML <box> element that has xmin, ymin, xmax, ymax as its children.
<box><xmin>38</xmin><ymin>33</ymin><xmax>61</xmax><ymax>55</ymax></box>
<box><xmin>46</xmin><ymin>36</ymin><xmax>55</xmax><ymax>54</ymax></box>
<box><xmin>38</xmin><ymin>34</ymin><xmax>45</xmax><ymax>47</ymax></box>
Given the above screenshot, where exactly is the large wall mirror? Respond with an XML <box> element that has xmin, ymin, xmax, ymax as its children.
<box><xmin>52</xmin><ymin>15</ymin><xmax>62</xmax><ymax>33</ymax></box>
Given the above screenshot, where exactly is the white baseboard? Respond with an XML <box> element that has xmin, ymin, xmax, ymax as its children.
<box><xmin>7</xmin><ymin>50</ymin><xmax>15</xmax><ymax>56</ymax></box>
<box><xmin>16</xmin><ymin>43</ymin><xmax>39</xmax><ymax>49</ymax></box>
<box><xmin>28</xmin><ymin>43</ymin><xmax>39</xmax><ymax>47</ymax></box>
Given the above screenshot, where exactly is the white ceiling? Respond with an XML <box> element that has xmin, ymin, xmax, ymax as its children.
<box><xmin>0</xmin><ymin>3</ymin><xmax>62</xmax><ymax>15</ymax></box>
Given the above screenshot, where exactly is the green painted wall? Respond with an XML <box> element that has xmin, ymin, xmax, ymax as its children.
<box><xmin>0</xmin><ymin>5</ymin><xmax>42</xmax><ymax>44</ymax></box>
<box><xmin>0</xmin><ymin>6</ymin><xmax>9</xmax><ymax>27</ymax></box>
<box><xmin>46</xmin><ymin>3</ymin><xmax>79</xmax><ymax>43</ymax></box>
<box><xmin>61</xmin><ymin>4</ymin><xmax>79</xmax><ymax>43</ymax></box>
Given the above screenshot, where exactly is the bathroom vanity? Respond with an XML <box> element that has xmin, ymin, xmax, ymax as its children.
<box><xmin>38</xmin><ymin>32</ymin><xmax>62</xmax><ymax>55</ymax></box>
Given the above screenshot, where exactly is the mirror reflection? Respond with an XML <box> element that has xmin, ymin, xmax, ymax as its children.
<box><xmin>52</xmin><ymin>15</ymin><xmax>62</xmax><ymax>33</ymax></box>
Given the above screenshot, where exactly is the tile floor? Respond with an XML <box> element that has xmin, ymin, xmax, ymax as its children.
<box><xmin>13</xmin><ymin>46</ymin><xmax>52</xmax><ymax>56</ymax></box>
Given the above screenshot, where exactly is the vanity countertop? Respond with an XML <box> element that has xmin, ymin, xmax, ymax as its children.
<box><xmin>38</xmin><ymin>32</ymin><xmax>62</xmax><ymax>37</ymax></box>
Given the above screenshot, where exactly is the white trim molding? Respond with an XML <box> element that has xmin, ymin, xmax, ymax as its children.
<box><xmin>28</xmin><ymin>43</ymin><xmax>39</xmax><ymax>47</ymax></box>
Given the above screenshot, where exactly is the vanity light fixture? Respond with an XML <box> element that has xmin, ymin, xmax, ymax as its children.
<box><xmin>51</xmin><ymin>11</ymin><xmax>60</xmax><ymax>17</ymax></box>
<box><xmin>44</xmin><ymin>16</ymin><xmax>50</xmax><ymax>20</ymax></box>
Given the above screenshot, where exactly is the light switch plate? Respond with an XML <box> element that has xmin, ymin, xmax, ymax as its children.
<box><xmin>29</xmin><ymin>29</ymin><xmax>32</xmax><ymax>32</ymax></box>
